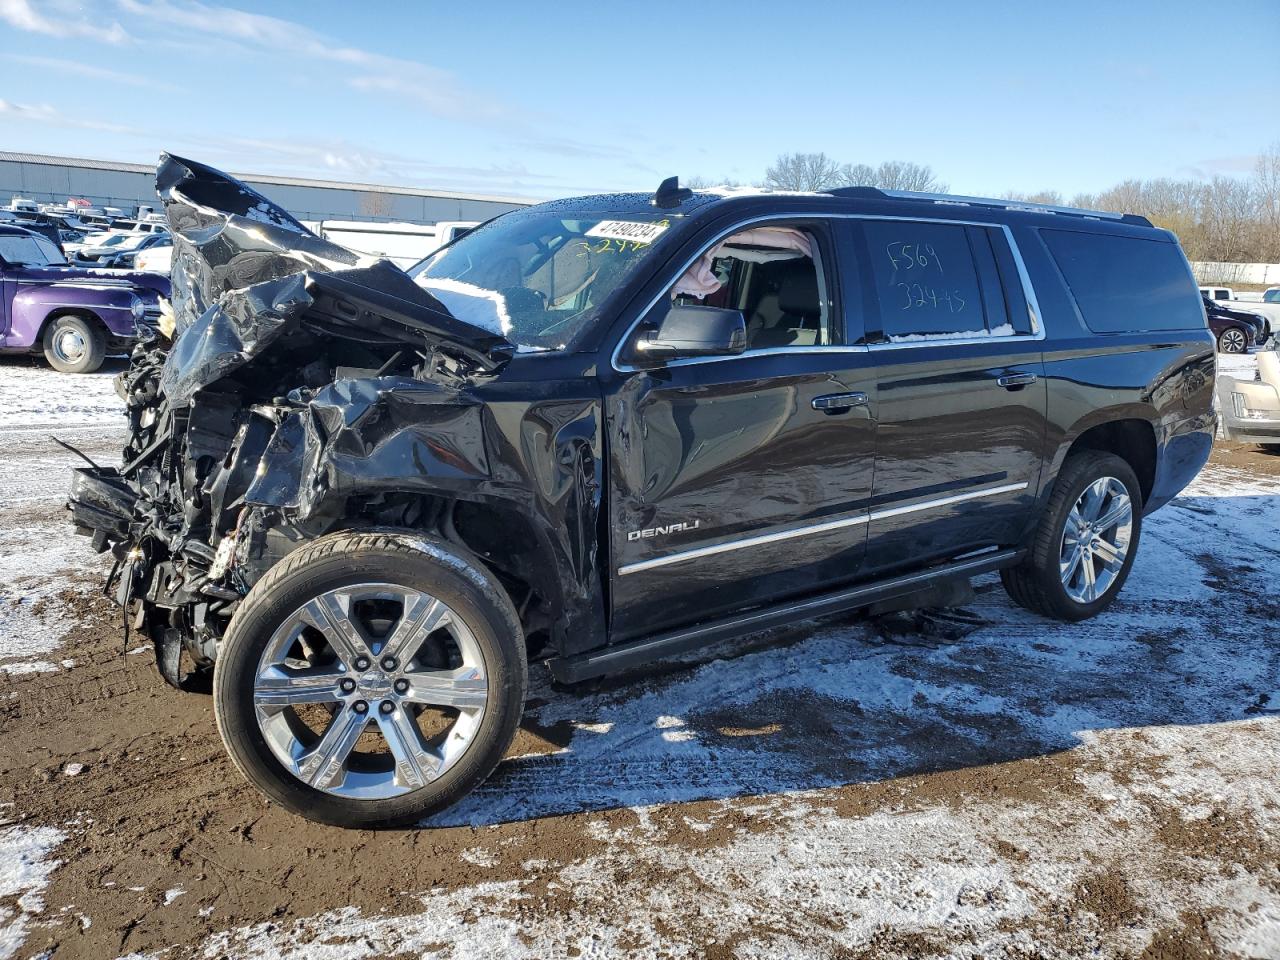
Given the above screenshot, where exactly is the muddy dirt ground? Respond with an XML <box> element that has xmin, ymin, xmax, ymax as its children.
<box><xmin>1</xmin><ymin>357</ymin><xmax>1279</xmax><ymax>959</ymax></box>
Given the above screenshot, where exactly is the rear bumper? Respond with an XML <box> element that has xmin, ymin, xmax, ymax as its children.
<box><xmin>1221</xmin><ymin>419</ymin><xmax>1280</xmax><ymax>445</ymax></box>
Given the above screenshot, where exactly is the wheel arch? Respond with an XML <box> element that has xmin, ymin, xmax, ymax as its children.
<box><xmin>321</xmin><ymin>489</ymin><xmax>601</xmax><ymax>661</ymax></box>
<box><xmin>37</xmin><ymin>307</ymin><xmax>109</xmax><ymax>349</ymax></box>
<box><xmin>1051</xmin><ymin>412</ymin><xmax>1157</xmax><ymax>508</ymax></box>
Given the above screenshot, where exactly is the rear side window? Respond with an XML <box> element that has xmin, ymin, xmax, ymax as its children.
<box><xmin>863</xmin><ymin>221</ymin><xmax>1010</xmax><ymax>340</ymax></box>
<box><xmin>1041</xmin><ymin>229</ymin><xmax>1202</xmax><ymax>333</ymax></box>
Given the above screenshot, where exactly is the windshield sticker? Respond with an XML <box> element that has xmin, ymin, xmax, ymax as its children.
<box><xmin>584</xmin><ymin>220</ymin><xmax>668</xmax><ymax>245</ymax></box>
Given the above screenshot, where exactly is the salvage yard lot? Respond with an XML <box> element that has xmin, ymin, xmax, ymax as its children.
<box><xmin>1</xmin><ymin>356</ymin><xmax>1279</xmax><ymax>959</ymax></box>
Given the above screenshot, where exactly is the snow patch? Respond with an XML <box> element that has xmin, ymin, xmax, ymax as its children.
<box><xmin>414</xmin><ymin>277</ymin><xmax>512</xmax><ymax>336</ymax></box>
<box><xmin>888</xmin><ymin>322</ymin><xmax>1015</xmax><ymax>343</ymax></box>
<box><xmin>0</xmin><ymin>363</ymin><xmax>124</xmax><ymax>428</ymax></box>
<box><xmin>0</xmin><ymin>826</ymin><xmax>66</xmax><ymax>960</ymax></box>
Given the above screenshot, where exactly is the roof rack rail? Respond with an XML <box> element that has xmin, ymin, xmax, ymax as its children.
<box><xmin>824</xmin><ymin>187</ymin><xmax>1152</xmax><ymax>227</ymax></box>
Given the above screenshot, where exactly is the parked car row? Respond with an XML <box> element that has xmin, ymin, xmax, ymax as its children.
<box><xmin>65</xmin><ymin>229</ymin><xmax>172</xmax><ymax>268</ymax></box>
<box><xmin>7</xmin><ymin>195</ymin><xmax>171</xmax><ymax>268</ymax></box>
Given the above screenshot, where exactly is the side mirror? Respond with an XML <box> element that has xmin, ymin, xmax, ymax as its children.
<box><xmin>630</xmin><ymin>304</ymin><xmax>747</xmax><ymax>363</ymax></box>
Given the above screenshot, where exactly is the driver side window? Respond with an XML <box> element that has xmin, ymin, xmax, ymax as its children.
<box><xmin>669</xmin><ymin>224</ymin><xmax>832</xmax><ymax>351</ymax></box>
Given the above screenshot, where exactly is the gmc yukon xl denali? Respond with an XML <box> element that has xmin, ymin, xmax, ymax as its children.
<box><xmin>68</xmin><ymin>157</ymin><xmax>1215</xmax><ymax>827</ymax></box>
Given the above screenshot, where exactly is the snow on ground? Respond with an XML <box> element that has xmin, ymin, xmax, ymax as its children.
<box><xmin>131</xmin><ymin>460</ymin><xmax>1280</xmax><ymax>959</ymax></box>
<box><xmin>2</xmin><ymin>359</ymin><xmax>1278</xmax><ymax>958</ymax></box>
<box><xmin>0</xmin><ymin>361</ymin><xmax>122</xmax><ymax>673</ymax></box>
<box><xmin>0</xmin><ymin>359</ymin><xmax>125</xmax><ymax>429</ymax></box>
<box><xmin>159</xmin><ymin>721</ymin><xmax>1280</xmax><ymax>960</ymax></box>
<box><xmin>0</xmin><ymin>825</ymin><xmax>66</xmax><ymax>960</ymax></box>
<box><xmin>1218</xmin><ymin>349</ymin><xmax>1260</xmax><ymax>380</ymax></box>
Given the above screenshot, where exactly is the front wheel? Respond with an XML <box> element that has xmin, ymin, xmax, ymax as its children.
<box><xmin>42</xmin><ymin>314</ymin><xmax>105</xmax><ymax>374</ymax></box>
<box><xmin>1217</xmin><ymin>326</ymin><xmax>1248</xmax><ymax>354</ymax></box>
<box><xmin>214</xmin><ymin>531</ymin><xmax>527</xmax><ymax>828</ymax></box>
<box><xmin>1001</xmin><ymin>451</ymin><xmax>1142</xmax><ymax>621</ymax></box>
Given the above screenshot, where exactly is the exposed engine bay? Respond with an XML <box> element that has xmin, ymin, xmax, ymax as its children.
<box><xmin>67</xmin><ymin>155</ymin><xmax>520</xmax><ymax>688</ymax></box>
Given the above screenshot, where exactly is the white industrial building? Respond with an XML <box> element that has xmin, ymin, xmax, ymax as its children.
<box><xmin>0</xmin><ymin>151</ymin><xmax>531</xmax><ymax>224</ymax></box>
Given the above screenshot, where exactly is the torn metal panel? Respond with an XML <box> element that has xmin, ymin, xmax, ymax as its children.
<box><xmin>67</xmin><ymin>154</ymin><xmax>607</xmax><ymax>684</ymax></box>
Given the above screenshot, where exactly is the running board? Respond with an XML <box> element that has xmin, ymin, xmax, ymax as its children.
<box><xmin>547</xmin><ymin>549</ymin><xmax>1023</xmax><ymax>683</ymax></box>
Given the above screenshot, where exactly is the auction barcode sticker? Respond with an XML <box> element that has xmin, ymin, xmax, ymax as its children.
<box><xmin>584</xmin><ymin>220</ymin><xmax>668</xmax><ymax>245</ymax></box>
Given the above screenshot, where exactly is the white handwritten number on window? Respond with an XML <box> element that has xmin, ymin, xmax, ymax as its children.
<box><xmin>885</xmin><ymin>241</ymin><xmax>967</xmax><ymax>313</ymax></box>
<box><xmin>896</xmin><ymin>283</ymin><xmax>967</xmax><ymax>312</ymax></box>
<box><xmin>885</xmin><ymin>241</ymin><xmax>944</xmax><ymax>273</ymax></box>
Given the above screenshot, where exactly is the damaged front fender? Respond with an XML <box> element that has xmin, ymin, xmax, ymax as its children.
<box><xmin>67</xmin><ymin>155</ymin><xmax>605</xmax><ymax>686</ymax></box>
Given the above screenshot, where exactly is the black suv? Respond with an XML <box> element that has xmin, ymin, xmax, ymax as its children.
<box><xmin>69</xmin><ymin>157</ymin><xmax>1215</xmax><ymax>827</ymax></box>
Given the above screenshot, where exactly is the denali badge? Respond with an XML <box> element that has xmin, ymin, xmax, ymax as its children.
<box><xmin>628</xmin><ymin>520</ymin><xmax>701</xmax><ymax>541</ymax></box>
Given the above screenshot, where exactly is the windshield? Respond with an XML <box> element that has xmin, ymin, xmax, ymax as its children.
<box><xmin>407</xmin><ymin>208</ymin><xmax>674</xmax><ymax>350</ymax></box>
<box><xmin>0</xmin><ymin>234</ymin><xmax>67</xmax><ymax>267</ymax></box>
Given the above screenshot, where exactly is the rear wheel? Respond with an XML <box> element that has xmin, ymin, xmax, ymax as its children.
<box><xmin>1217</xmin><ymin>326</ymin><xmax>1248</xmax><ymax>353</ymax></box>
<box><xmin>1001</xmin><ymin>451</ymin><xmax>1142</xmax><ymax>621</ymax></box>
<box><xmin>42</xmin><ymin>314</ymin><xmax>105</xmax><ymax>374</ymax></box>
<box><xmin>214</xmin><ymin>531</ymin><xmax>527</xmax><ymax>828</ymax></box>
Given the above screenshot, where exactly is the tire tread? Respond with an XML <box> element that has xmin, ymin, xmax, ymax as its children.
<box><xmin>1001</xmin><ymin>450</ymin><xmax>1142</xmax><ymax>621</ymax></box>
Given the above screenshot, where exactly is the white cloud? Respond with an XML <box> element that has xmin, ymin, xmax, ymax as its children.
<box><xmin>0</xmin><ymin>54</ymin><xmax>169</xmax><ymax>89</ymax></box>
<box><xmin>0</xmin><ymin>0</ymin><xmax>128</xmax><ymax>43</ymax></box>
<box><xmin>114</xmin><ymin>0</ymin><xmax>509</xmax><ymax>121</ymax></box>
<box><xmin>0</xmin><ymin>98</ymin><xmax>141</xmax><ymax>135</ymax></box>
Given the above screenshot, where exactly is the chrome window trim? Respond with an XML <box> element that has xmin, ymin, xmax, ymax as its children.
<box><xmin>610</xmin><ymin>212</ymin><xmax>1045</xmax><ymax>373</ymax></box>
<box><xmin>617</xmin><ymin>480</ymin><xmax>1028</xmax><ymax>576</ymax></box>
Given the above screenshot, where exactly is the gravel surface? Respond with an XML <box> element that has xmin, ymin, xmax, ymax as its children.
<box><xmin>1</xmin><ymin>356</ymin><xmax>1278</xmax><ymax>960</ymax></box>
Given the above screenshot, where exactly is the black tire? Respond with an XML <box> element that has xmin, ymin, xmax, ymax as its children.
<box><xmin>42</xmin><ymin>314</ymin><xmax>105</xmax><ymax>374</ymax></box>
<box><xmin>1217</xmin><ymin>326</ymin><xmax>1248</xmax><ymax>354</ymax></box>
<box><xmin>1001</xmin><ymin>451</ymin><xmax>1143</xmax><ymax>622</ymax></box>
<box><xmin>213</xmin><ymin>530</ymin><xmax>527</xmax><ymax>828</ymax></box>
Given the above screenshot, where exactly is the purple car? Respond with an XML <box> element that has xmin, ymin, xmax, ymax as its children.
<box><xmin>0</xmin><ymin>224</ymin><xmax>170</xmax><ymax>373</ymax></box>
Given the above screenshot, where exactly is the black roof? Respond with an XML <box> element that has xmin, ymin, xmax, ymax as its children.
<box><xmin>524</xmin><ymin>183</ymin><xmax>1165</xmax><ymax>241</ymax></box>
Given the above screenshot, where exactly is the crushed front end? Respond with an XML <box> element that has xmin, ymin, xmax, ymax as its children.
<box><xmin>67</xmin><ymin>154</ymin><xmax>514</xmax><ymax>688</ymax></box>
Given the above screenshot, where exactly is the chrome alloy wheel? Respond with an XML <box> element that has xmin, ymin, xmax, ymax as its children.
<box><xmin>53</xmin><ymin>328</ymin><xmax>88</xmax><ymax>364</ymax></box>
<box><xmin>1059</xmin><ymin>477</ymin><xmax>1133</xmax><ymax>604</ymax></box>
<box><xmin>1220</xmin><ymin>327</ymin><xmax>1247</xmax><ymax>353</ymax></box>
<box><xmin>253</xmin><ymin>584</ymin><xmax>488</xmax><ymax>800</ymax></box>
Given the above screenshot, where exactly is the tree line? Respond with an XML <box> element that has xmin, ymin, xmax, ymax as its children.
<box><xmin>694</xmin><ymin>145</ymin><xmax>1280</xmax><ymax>264</ymax></box>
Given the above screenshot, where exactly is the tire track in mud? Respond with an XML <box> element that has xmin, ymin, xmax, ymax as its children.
<box><xmin>1</xmin><ymin>430</ymin><xmax>1279</xmax><ymax>957</ymax></box>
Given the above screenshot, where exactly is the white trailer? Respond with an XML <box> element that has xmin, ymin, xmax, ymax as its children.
<box><xmin>312</xmin><ymin>220</ymin><xmax>478</xmax><ymax>268</ymax></box>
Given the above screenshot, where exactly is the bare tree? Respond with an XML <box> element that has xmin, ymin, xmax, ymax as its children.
<box><xmin>872</xmin><ymin>160</ymin><xmax>947</xmax><ymax>193</ymax></box>
<box><xmin>830</xmin><ymin>160</ymin><xmax>947</xmax><ymax>192</ymax></box>
<box><xmin>1003</xmin><ymin>190</ymin><xmax>1065</xmax><ymax>206</ymax></box>
<box><xmin>1199</xmin><ymin>176</ymin><xmax>1257</xmax><ymax>263</ymax></box>
<box><xmin>835</xmin><ymin>163</ymin><xmax>877</xmax><ymax>187</ymax></box>
<box><xmin>764</xmin><ymin>152</ymin><xmax>842</xmax><ymax>191</ymax></box>
<box><xmin>1255</xmin><ymin>143</ymin><xmax>1280</xmax><ymax>262</ymax></box>
<box><xmin>685</xmin><ymin>175</ymin><xmax>745</xmax><ymax>190</ymax></box>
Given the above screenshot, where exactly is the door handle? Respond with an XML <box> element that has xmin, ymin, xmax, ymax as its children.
<box><xmin>812</xmin><ymin>392</ymin><xmax>869</xmax><ymax>412</ymax></box>
<box><xmin>997</xmin><ymin>373</ymin><xmax>1038</xmax><ymax>389</ymax></box>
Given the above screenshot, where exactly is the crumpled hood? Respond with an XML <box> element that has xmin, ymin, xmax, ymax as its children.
<box><xmin>156</xmin><ymin>154</ymin><xmax>514</xmax><ymax>402</ymax></box>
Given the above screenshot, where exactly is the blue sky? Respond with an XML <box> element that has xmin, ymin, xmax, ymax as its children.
<box><xmin>1</xmin><ymin>0</ymin><xmax>1277</xmax><ymax>200</ymax></box>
